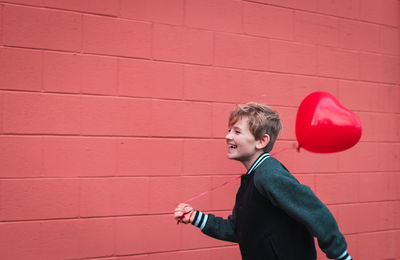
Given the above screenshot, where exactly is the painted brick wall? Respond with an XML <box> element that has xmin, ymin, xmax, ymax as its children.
<box><xmin>0</xmin><ymin>0</ymin><xmax>399</xmax><ymax>259</ymax></box>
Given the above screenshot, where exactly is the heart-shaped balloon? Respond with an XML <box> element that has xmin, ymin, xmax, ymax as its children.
<box><xmin>295</xmin><ymin>92</ymin><xmax>362</xmax><ymax>153</ymax></box>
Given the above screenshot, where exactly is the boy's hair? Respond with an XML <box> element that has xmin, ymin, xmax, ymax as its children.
<box><xmin>229</xmin><ymin>102</ymin><xmax>282</xmax><ymax>153</ymax></box>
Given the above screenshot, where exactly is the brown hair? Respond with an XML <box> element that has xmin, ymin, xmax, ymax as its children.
<box><xmin>228</xmin><ymin>102</ymin><xmax>282</xmax><ymax>153</ymax></box>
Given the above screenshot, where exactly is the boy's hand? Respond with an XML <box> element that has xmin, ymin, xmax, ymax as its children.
<box><xmin>174</xmin><ymin>203</ymin><xmax>196</xmax><ymax>224</ymax></box>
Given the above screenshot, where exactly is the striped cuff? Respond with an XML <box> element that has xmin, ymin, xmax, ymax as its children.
<box><xmin>191</xmin><ymin>211</ymin><xmax>208</xmax><ymax>230</ymax></box>
<box><xmin>336</xmin><ymin>250</ymin><xmax>351</xmax><ymax>260</ymax></box>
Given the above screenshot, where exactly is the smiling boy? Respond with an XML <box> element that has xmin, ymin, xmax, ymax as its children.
<box><xmin>174</xmin><ymin>102</ymin><xmax>351</xmax><ymax>260</ymax></box>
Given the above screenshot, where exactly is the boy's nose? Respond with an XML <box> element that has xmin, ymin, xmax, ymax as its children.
<box><xmin>225</xmin><ymin>132</ymin><xmax>233</xmax><ymax>140</ymax></box>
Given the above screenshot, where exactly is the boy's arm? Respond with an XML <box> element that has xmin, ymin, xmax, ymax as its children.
<box><xmin>254</xmin><ymin>162</ymin><xmax>350</xmax><ymax>260</ymax></box>
<box><xmin>191</xmin><ymin>207</ymin><xmax>238</xmax><ymax>243</ymax></box>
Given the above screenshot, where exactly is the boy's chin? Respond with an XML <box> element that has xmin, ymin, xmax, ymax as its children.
<box><xmin>227</xmin><ymin>153</ymin><xmax>240</xmax><ymax>161</ymax></box>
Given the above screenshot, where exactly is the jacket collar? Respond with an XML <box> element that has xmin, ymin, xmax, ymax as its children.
<box><xmin>246</xmin><ymin>152</ymin><xmax>270</xmax><ymax>175</ymax></box>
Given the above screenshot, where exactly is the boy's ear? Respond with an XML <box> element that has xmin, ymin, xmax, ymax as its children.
<box><xmin>256</xmin><ymin>134</ymin><xmax>270</xmax><ymax>150</ymax></box>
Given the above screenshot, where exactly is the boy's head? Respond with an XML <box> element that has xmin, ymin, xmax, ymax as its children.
<box><xmin>228</xmin><ymin>102</ymin><xmax>282</xmax><ymax>153</ymax></box>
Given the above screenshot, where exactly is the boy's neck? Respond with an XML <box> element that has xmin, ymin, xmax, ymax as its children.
<box><xmin>242</xmin><ymin>150</ymin><xmax>265</xmax><ymax>170</ymax></box>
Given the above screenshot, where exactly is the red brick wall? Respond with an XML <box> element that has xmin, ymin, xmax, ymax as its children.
<box><xmin>0</xmin><ymin>0</ymin><xmax>399</xmax><ymax>259</ymax></box>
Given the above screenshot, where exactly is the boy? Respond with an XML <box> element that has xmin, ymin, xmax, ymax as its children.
<box><xmin>174</xmin><ymin>102</ymin><xmax>351</xmax><ymax>260</ymax></box>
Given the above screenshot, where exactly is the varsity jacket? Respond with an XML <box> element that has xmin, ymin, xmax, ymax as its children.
<box><xmin>192</xmin><ymin>153</ymin><xmax>351</xmax><ymax>260</ymax></box>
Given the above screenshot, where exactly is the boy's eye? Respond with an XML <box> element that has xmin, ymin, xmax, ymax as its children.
<box><xmin>235</xmin><ymin>130</ymin><xmax>241</xmax><ymax>134</ymax></box>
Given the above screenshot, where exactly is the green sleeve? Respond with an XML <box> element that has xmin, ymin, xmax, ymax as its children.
<box><xmin>254</xmin><ymin>159</ymin><xmax>347</xmax><ymax>259</ymax></box>
<box><xmin>192</xmin><ymin>206</ymin><xmax>238</xmax><ymax>243</ymax></box>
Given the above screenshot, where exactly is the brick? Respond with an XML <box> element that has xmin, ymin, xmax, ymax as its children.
<box><xmin>339</xmin><ymin>20</ymin><xmax>380</xmax><ymax>53</ymax></box>
<box><xmin>79</xmin><ymin>178</ymin><xmax>114</xmax><ymax>217</ymax></box>
<box><xmin>357</xmin><ymin>232</ymin><xmax>390</xmax><ymax>260</ymax></box>
<box><xmin>359</xmin><ymin>173</ymin><xmax>389</xmax><ymax>202</ymax></box>
<box><xmin>0</xmin><ymin>47</ymin><xmax>42</xmax><ymax>92</ymax></box>
<box><xmin>186</xmin><ymin>0</ymin><xmax>242</xmax><ymax>33</ymax></box>
<box><xmin>82</xmin><ymin>177</ymin><xmax>149</xmax><ymax>218</ymax></box>
<box><xmin>315</xmin><ymin>173</ymin><xmax>359</xmax><ymax>204</ymax></box>
<box><xmin>43</xmin><ymin>51</ymin><xmax>81</xmax><ymax>93</ymax></box>
<box><xmin>146</xmin><ymin>215</ymin><xmax>180</xmax><ymax>253</ymax></box>
<box><xmin>43</xmin><ymin>137</ymin><xmax>117</xmax><ymax>177</ymax></box>
<box><xmin>209</xmin><ymin>246</ymin><xmax>242</xmax><ymax>259</ymax></box>
<box><xmin>381</xmin><ymin>26</ymin><xmax>399</xmax><ymax>56</ymax></box>
<box><xmin>381</xmin><ymin>55</ymin><xmax>399</xmax><ymax>84</ymax></box>
<box><xmin>0</xmin><ymin>5</ymin><xmax>2</xmax><ymax>45</ymax></box>
<box><xmin>40</xmin><ymin>220</ymin><xmax>79</xmax><ymax>259</ymax></box>
<box><xmin>381</xmin><ymin>0</ymin><xmax>399</xmax><ymax>27</ymax></box>
<box><xmin>149</xmin><ymin>177</ymin><xmax>181</xmax><ymax>214</ymax></box>
<box><xmin>83</xmin><ymin>15</ymin><xmax>151</xmax><ymax>58</ymax></box>
<box><xmin>244</xmin><ymin>2</ymin><xmax>293</xmax><ymax>40</ymax></box>
<box><xmin>272</xmin><ymin>106</ymin><xmax>296</xmax><ymax>140</ymax></box>
<box><xmin>0</xmin><ymin>136</ymin><xmax>42</xmax><ymax>178</ymax></box>
<box><xmin>246</xmin><ymin>0</ymin><xmax>317</xmax><ymax>12</ymax></box>
<box><xmin>294</xmin><ymin>174</ymin><xmax>315</xmax><ymax>191</ymax></box>
<box><xmin>388</xmin><ymin>173</ymin><xmax>400</xmax><ymax>200</ymax></box>
<box><xmin>210</xmin><ymin>175</ymin><xmax>240</xmax><ymax>211</ymax></box>
<box><xmin>181</xmin><ymin>176</ymin><xmax>212</xmax><ymax>211</ymax></box>
<box><xmin>179</xmin><ymin>248</ymin><xmax>211</xmax><ymax>260</ymax></box>
<box><xmin>115</xmin><ymin>216</ymin><xmax>149</xmax><ymax>255</ymax></box>
<box><xmin>112</xmin><ymin>177</ymin><xmax>150</xmax><ymax>216</ymax></box>
<box><xmin>81</xmin><ymin>96</ymin><xmax>151</xmax><ymax>136</ymax></box>
<box><xmin>78</xmin><ymin>218</ymin><xmax>114</xmax><ymax>258</ymax></box>
<box><xmin>214</xmin><ymin>33</ymin><xmax>269</xmax><ymax>71</ymax></box>
<box><xmin>390</xmin><ymin>201</ymin><xmax>400</xmax><ymax>229</ymax></box>
<box><xmin>270</xmin><ymin>40</ymin><xmax>316</xmax><ymax>75</ymax></box>
<box><xmin>0</xmin><ymin>179</ymin><xmax>79</xmax><ymax>221</ymax></box>
<box><xmin>149</xmin><ymin>251</ymin><xmax>181</xmax><ymax>260</ymax></box>
<box><xmin>0</xmin><ymin>222</ymin><xmax>41</xmax><ymax>259</ymax></box>
<box><xmin>386</xmin><ymin>230</ymin><xmax>400</xmax><ymax>259</ymax></box>
<box><xmin>338</xmin><ymin>202</ymin><xmax>391</xmax><ymax>233</ymax></box>
<box><xmin>317</xmin><ymin>0</ymin><xmax>359</xmax><ymax>19</ymax></box>
<box><xmin>82</xmin><ymin>54</ymin><xmax>118</xmax><ymax>95</ymax></box>
<box><xmin>359</xmin><ymin>0</ymin><xmax>382</xmax><ymax>24</ymax></box>
<box><xmin>117</xmin><ymin>138</ymin><xmax>183</xmax><ymax>176</ymax></box>
<box><xmin>3</xmin><ymin>5</ymin><xmax>81</xmax><ymax>51</ymax></box>
<box><xmin>120</xmin><ymin>0</ymin><xmax>184</xmax><ymax>25</ymax></box>
<box><xmin>43</xmin><ymin>0</ymin><xmax>119</xmax><ymax>16</ymax></box>
<box><xmin>359</xmin><ymin>53</ymin><xmax>399</xmax><ymax>84</ymax></box>
<box><xmin>109</xmin><ymin>256</ymin><xmax>149</xmax><ymax>260</ymax></box>
<box><xmin>183</xmin><ymin>139</ymin><xmax>243</xmax><ymax>175</ymax></box>
<box><xmin>3</xmin><ymin>0</ymin><xmax>42</xmax><ymax>5</ymax></box>
<box><xmin>242</xmin><ymin>72</ymin><xmax>338</xmax><ymax>107</ymax></box>
<box><xmin>358</xmin><ymin>112</ymin><xmax>400</xmax><ymax>142</ymax></box>
<box><xmin>337</xmin><ymin>142</ymin><xmax>379</xmax><ymax>172</ymax></box>
<box><xmin>0</xmin><ymin>92</ymin><xmax>2</xmax><ymax>133</ymax></box>
<box><xmin>3</xmin><ymin>92</ymin><xmax>81</xmax><ymax>134</ymax></box>
<box><xmin>79</xmin><ymin>137</ymin><xmax>117</xmax><ymax>177</ymax></box>
<box><xmin>317</xmin><ymin>46</ymin><xmax>359</xmax><ymax>79</ymax></box>
<box><xmin>153</xmin><ymin>24</ymin><xmax>213</xmax><ymax>65</ymax></box>
<box><xmin>211</xmin><ymin>103</ymin><xmax>237</xmax><ymax>138</ymax></box>
<box><xmin>378</xmin><ymin>143</ymin><xmax>400</xmax><ymax>172</ymax></box>
<box><xmin>338</xmin><ymin>80</ymin><xmax>399</xmax><ymax>113</ymax></box>
<box><xmin>273</xmin><ymin>141</ymin><xmax>339</xmax><ymax>174</ymax></box>
<box><xmin>151</xmin><ymin>100</ymin><xmax>212</xmax><ymax>137</ymax></box>
<box><xmin>294</xmin><ymin>11</ymin><xmax>338</xmax><ymax>47</ymax></box>
<box><xmin>119</xmin><ymin>58</ymin><xmax>184</xmax><ymax>99</ymax></box>
<box><xmin>294</xmin><ymin>12</ymin><xmax>339</xmax><ymax>47</ymax></box>
<box><xmin>359</xmin><ymin>52</ymin><xmax>383</xmax><ymax>83</ymax></box>
<box><xmin>184</xmin><ymin>65</ymin><xmax>244</xmax><ymax>103</ymax></box>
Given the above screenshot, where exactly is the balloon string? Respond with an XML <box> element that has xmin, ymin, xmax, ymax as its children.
<box><xmin>182</xmin><ymin>144</ymin><xmax>296</xmax><ymax>204</ymax></box>
<box><xmin>177</xmin><ymin>144</ymin><xmax>297</xmax><ymax>224</ymax></box>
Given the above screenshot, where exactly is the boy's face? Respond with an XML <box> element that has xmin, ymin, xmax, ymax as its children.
<box><xmin>225</xmin><ymin>117</ymin><xmax>263</xmax><ymax>167</ymax></box>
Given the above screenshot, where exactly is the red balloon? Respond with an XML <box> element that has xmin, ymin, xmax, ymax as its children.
<box><xmin>295</xmin><ymin>92</ymin><xmax>362</xmax><ymax>153</ymax></box>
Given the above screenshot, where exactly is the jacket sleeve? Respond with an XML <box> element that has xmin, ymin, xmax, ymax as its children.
<box><xmin>254</xmin><ymin>160</ymin><xmax>348</xmax><ymax>259</ymax></box>
<box><xmin>191</xmin><ymin>207</ymin><xmax>238</xmax><ymax>243</ymax></box>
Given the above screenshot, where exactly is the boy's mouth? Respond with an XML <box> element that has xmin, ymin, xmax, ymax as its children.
<box><xmin>228</xmin><ymin>144</ymin><xmax>237</xmax><ymax>150</ymax></box>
